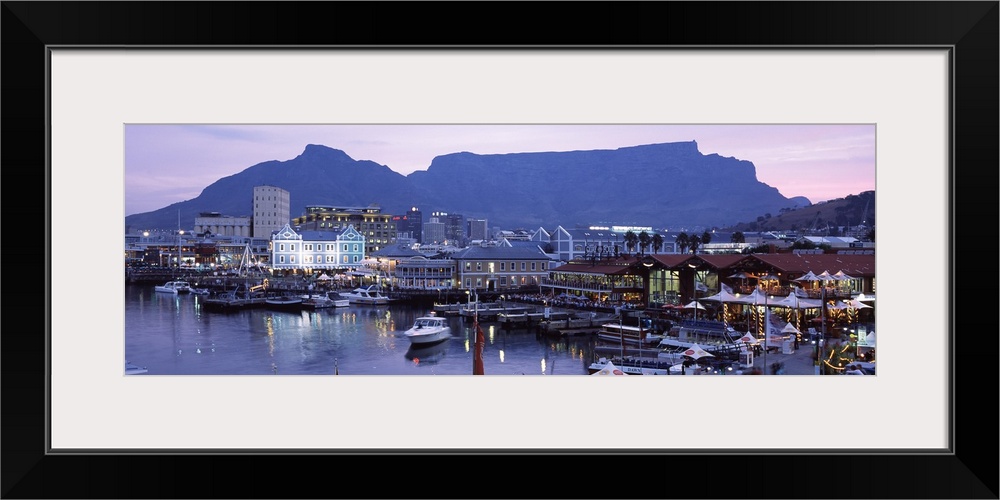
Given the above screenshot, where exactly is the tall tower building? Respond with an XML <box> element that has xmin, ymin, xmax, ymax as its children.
<box><xmin>253</xmin><ymin>185</ymin><xmax>290</xmax><ymax>238</ymax></box>
<box><xmin>467</xmin><ymin>218</ymin><xmax>489</xmax><ymax>241</ymax></box>
<box><xmin>432</xmin><ymin>211</ymin><xmax>465</xmax><ymax>245</ymax></box>
<box><xmin>396</xmin><ymin>207</ymin><xmax>423</xmax><ymax>243</ymax></box>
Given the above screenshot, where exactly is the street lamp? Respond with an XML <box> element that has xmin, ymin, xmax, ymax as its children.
<box><xmin>641</xmin><ymin>255</ymin><xmax>655</xmax><ymax>308</ymax></box>
<box><xmin>687</xmin><ymin>263</ymin><xmax>698</xmax><ymax>320</ymax></box>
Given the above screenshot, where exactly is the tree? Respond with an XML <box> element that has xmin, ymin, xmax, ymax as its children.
<box><xmin>638</xmin><ymin>231</ymin><xmax>651</xmax><ymax>255</ymax></box>
<box><xmin>731</xmin><ymin>231</ymin><xmax>745</xmax><ymax>243</ymax></box>
<box><xmin>676</xmin><ymin>232</ymin><xmax>690</xmax><ymax>254</ymax></box>
<box><xmin>865</xmin><ymin>228</ymin><xmax>875</xmax><ymax>242</ymax></box>
<box><xmin>688</xmin><ymin>235</ymin><xmax>702</xmax><ymax>254</ymax></box>
<box><xmin>623</xmin><ymin>230</ymin><xmax>638</xmax><ymax>254</ymax></box>
<box><xmin>701</xmin><ymin>231</ymin><xmax>712</xmax><ymax>248</ymax></box>
<box><xmin>652</xmin><ymin>234</ymin><xmax>664</xmax><ymax>254</ymax></box>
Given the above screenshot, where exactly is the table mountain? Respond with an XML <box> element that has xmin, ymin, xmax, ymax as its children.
<box><xmin>125</xmin><ymin>141</ymin><xmax>812</xmax><ymax>231</ymax></box>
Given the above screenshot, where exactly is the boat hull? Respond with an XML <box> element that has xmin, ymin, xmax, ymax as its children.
<box><xmin>405</xmin><ymin>329</ymin><xmax>452</xmax><ymax>346</ymax></box>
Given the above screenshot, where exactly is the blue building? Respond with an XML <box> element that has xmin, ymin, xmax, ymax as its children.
<box><xmin>270</xmin><ymin>223</ymin><xmax>365</xmax><ymax>272</ymax></box>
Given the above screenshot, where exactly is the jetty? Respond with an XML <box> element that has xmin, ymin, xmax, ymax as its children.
<box><xmin>538</xmin><ymin>313</ymin><xmax>619</xmax><ymax>337</ymax></box>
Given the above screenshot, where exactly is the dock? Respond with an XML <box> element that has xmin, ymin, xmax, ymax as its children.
<box><xmin>537</xmin><ymin>314</ymin><xmax>619</xmax><ymax>336</ymax></box>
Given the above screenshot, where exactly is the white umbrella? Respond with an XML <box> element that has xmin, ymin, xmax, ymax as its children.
<box><xmin>701</xmin><ymin>289</ymin><xmax>742</xmax><ymax>303</ymax></box>
<box><xmin>681</xmin><ymin>343</ymin><xmax>715</xmax><ymax>360</ymax></box>
<box><xmin>316</xmin><ymin>274</ymin><xmax>333</xmax><ymax>281</ymax></box>
<box><xmin>591</xmin><ymin>360</ymin><xmax>628</xmax><ymax>375</ymax></box>
<box><xmin>847</xmin><ymin>299</ymin><xmax>872</xmax><ymax>309</ymax></box>
<box><xmin>792</xmin><ymin>271</ymin><xmax>820</xmax><ymax>282</ymax></box>
<box><xmin>781</xmin><ymin>322</ymin><xmax>800</xmax><ymax>334</ymax></box>
<box><xmin>683</xmin><ymin>300</ymin><xmax>706</xmax><ymax>311</ymax></box>
<box><xmin>832</xmin><ymin>270</ymin><xmax>855</xmax><ymax>281</ymax></box>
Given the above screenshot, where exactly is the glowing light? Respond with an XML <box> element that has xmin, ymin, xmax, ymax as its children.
<box><xmin>499</xmin><ymin>350</ymin><xmax>505</xmax><ymax>363</ymax></box>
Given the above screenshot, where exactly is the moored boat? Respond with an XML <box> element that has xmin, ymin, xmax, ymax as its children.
<box><xmin>595</xmin><ymin>319</ymin><xmax>663</xmax><ymax>348</ymax></box>
<box><xmin>300</xmin><ymin>294</ymin><xmax>340</xmax><ymax>310</ymax></box>
<box><xmin>154</xmin><ymin>280</ymin><xmax>192</xmax><ymax>294</ymax></box>
<box><xmin>264</xmin><ymin>294</ymin><xmax>304</xmax><ymax>311</ymax></box>
<box><xmin>341</xmin><ymin>285</ymin><xmax>391</xmax><ymax>305</ymax></box>
<box><xmin>125</xmin><ymin>360</ymin><xmax>148</xmax><ymax>375</ymax></box>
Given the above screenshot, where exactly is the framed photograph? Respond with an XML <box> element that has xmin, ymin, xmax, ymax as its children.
<box><xmin>5</xmin><ymin>2</ymin><xmax>996</xmax><ymax>498</ymax></box>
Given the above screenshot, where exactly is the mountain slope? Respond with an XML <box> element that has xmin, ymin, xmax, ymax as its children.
<box><xmin>125</xmin><ymin>142</ymin><xmax>818</xmax><ymax>231</ymax></box>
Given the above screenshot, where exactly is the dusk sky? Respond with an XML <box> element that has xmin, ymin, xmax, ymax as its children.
<box><xmin>124</xmin><ymin>124</ymin><xmax>875</xmax><ymax>217</ymax></box>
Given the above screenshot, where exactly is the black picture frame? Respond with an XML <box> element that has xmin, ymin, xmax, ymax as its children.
<box><xmin>3</xmin><ymin>2</ymin><xmax>997</xmax><ymax>498</ymax></box>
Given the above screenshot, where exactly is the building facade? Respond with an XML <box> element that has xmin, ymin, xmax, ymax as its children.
<box><xmin>393</xmin><ymin>207</ymin><xmax>423</xmax><ymax>243</ymax></box>
<box><xmin>270</xmin><ymin>223</ymin><xmax>365</xmax><ymax>272</ymax></box>
<box><xmin>194</xmin><ymin>212</ymin><xmax>251</xmax><ymax>237</ymax></box>
<box><xmin>292</xmin><ymin>204</ymin><xmax>397</xmax><ymax>254</ymax></box>
<box><xmin>467</xmin><ymin>218</ymin><xmax>489</xmax><ymax>241</ymax></box>
<box><xmin>450</xmin><ymin>244</ymin><xmax>552</xmax><ymax>292</ymax></box>
<box><xmin>253</xmin><ymin>185</ymin><xmax>291</xmax><ymax>238</ymax></box>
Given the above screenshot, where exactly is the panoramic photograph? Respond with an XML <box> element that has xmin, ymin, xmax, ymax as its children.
<box><xmin>123</xmin><ymin>124</ymin><xmax>876</xmax><ymax>376</ymax></box>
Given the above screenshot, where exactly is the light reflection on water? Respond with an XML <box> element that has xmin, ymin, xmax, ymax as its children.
<box><xmin>125</xmin><ymin>284</ymin><xmax>596</xmax><ymax>376</ymax></box>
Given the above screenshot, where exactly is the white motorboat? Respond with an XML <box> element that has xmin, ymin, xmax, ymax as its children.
<box><xmin>264</xmin><ymin>295</ymin><xmax>304</xmax><ymax>311</ymax></box>
<box><xmin>125</xmin><ymin>360</ymin><xmax>148</xmax><ymax>375</ymax></box>
<box><xmin>324</xmin><ymin>292</ymin><xmax>352</xmax><ymax>307</ymax></box>
<box><xmin>341</xmin><ymin>285</ymin><xmax>391</xmax><ymax>305</ymax></box>
<box><xmin>301</xmin><ymin>294</ymin><xmax>348</xmax><ymax>310</ymax></box>
<box><xmin>154</xmin><ymin>280</ymin><xmax>192</xmax><ymax>294</ymax></box>
<box><xmin>402</xmin><ymin>315</ymin><xmax>452</xmax><ymax>346</ymax></box>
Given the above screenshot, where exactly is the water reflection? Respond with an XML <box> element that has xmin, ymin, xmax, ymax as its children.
<box><xmin>404</xmin><ymin>341</ymin><xmax>450</xmax><ymax>365</ymax></box>
<box><xmin>125</xmin><ymin>284</ymin><xmax>597</xmax><ymax>375</ymax></box>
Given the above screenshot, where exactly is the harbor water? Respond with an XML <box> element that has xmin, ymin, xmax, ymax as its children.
<box><xmin>124</xmin><ymin>284</ymin><xmax>598</xmax><ymax>375</ymax></box>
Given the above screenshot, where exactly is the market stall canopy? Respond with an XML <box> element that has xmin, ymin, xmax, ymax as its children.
<box><xmin>781</xmin><ymin>322</ymin><xmax>801</xmax><ymax>334</ymax></box>
<box><xmin>316</xmin><ymin>274</ymin><xmax>334</xmax><ymax>281</ymax></box>
<box><xmin>736</xmin><ymin>332</ymin><xmax>759</xmax><ymax>344</ymax></box>
<box><xmin>591</xmin><ymin>361</ymin><xmax>628</xmax><ymax>375</ymax></box>
<box><xmin>832</xmin><ymin>270</ymin><xmax>855</xmax><ymax>281</ymax></box>
<box><xmin>683</xmin><ymin>300</ymin><xmax>707</xmax><ymax>310</ymax></box>
<box><xmin>701</xmin><ymin>290</ymin><xmax>742</xmax><ymax>303</ymax></box>
<box><xmin>738</xmin><ymin>288</ymin><xmax>770</xmax><ymax>305</ymax></box>
<box><xmin>728</xmin><ymin>272</ymin><xmax>758</xmax><ymax>280</ymax></box>
<box><xmin>815</xmin><ymin>270</ymin><xmax>835</xmax><ymax>281</ymax></box>
<box><xmin>793</xmin><ymin>271</ymin><xmax>821</xmax><ymax>282</ymax></box>
<box><xmin>769</xmin><ymin>294</ymin><xmax>822</xmax><ymax>309</ymax></box>
<box><xmin>681</xmin><ymin>343</ymin><xmax>715</xmax><ymax>360</ymax></box>
<box><xmin>847</xmin><ymin>299</ymin><xmax>873</xmax><ymax>309</ymax></box>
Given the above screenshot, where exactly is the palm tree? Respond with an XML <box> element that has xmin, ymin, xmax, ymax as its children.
<box><xmin>731</xmin><ymin>231</ymin><xmax>745</xmax><ymax>243</ymax></box>
<box><xmin>623</xmin><ymin>230</ymin><xmax>638</xmax><ymax>255</ymax></box>
<box><xmin>676</xmin><ymin>232</ymin><xmax>690</xmax><ymax>254</ymax></box>
<box><xmin>688</xmin><ymin>234</ymin><xmax>702</xmax><ymax>254</ymax></box>
<box><xmin>638</xmin><ymin>231</ymin><xmax>651</xmax><ymax>255</ymax></box>
<box><xmin>701</xmin><ymin>231</ymin><xmax>712</xmax><ymax>250</ymax></box>
<box><xmin>651</xmin><ymin>234</ymin><xmax>664</xmax><ymax>254</ymax></box>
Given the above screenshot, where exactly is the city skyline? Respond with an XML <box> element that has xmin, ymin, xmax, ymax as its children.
<box><xmin>125</xmin><ymin>124</ymin><xmax>876</xmax><ymax>217</ymax></box>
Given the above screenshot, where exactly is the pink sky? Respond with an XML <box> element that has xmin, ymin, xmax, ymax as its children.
<box><xmin>124</xmin><ymin>124</ymin><xmax>875</xmax><ymax>217</ymax></box>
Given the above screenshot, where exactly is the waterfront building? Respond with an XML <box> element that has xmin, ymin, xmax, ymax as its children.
<box><xmin>292</xmin><ymin>204</ymin><xmax>397</xmax><ymax>254</ymax></box>
<box><xmin>542</xmin><ymin>257</ymin><xmax>645</xmax><ymax>306</ymax></box>
<box><xmin>270</xmin><ymin>223</ymin><xmax>365</xmax><ymax>273</ymax></box>
<box><xmin>542</xmin><ymin>225</ymin><xmax>670</xmax><ymax>262</ymax></box>
<box><xmin>194</xmin><ymin>212</ymin><xmax>251</xmax><ymax>237</ymax></box>
<box><xmin>253</xmin><ymin>185</ymin><xmax>291</xmax><ymax>238</ymax></box>
<box><xmin>370</xmin><ymin>246</ymin><xmax>456</xmax><ymax>290</ymax></box>
<box><xmin>450</xmin><ymin>243</ymin><xmax>552</xmax><ymax>292</ymax></box>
